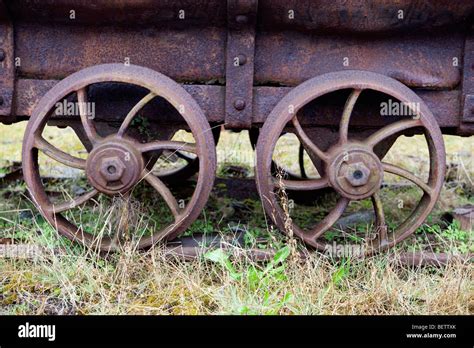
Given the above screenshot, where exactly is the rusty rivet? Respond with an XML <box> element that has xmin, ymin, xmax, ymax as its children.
<box><xmin>237</xmin><ymin>54</ymin><xmax>247</xmax><ymax>66</ymax></box>
<box><xmin>233</xmin><ymin>98</ymin><xmax>246</xmax><ymax>110</ymax></box>
<box><xmin>0</xmin><ymin>49</ymin><xmax>5</xmax><ymax>62</ymax></box>
<box><xmin>235</xmin><ymin>15</ymin><xmax>248</xmax><ymax>24</ymax></box>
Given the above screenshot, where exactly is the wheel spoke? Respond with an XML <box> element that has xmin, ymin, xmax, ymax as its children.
<box><xmin>77</xmin><ymin>87</ymin><xmax>101</xmax><ymax>145</ymax></box>
<box><xmin>141</xmin><ymin>170</ymin><xmax>181</xmax><ymax>219</ymax></box>
<box><xmin>70</xmin><ymin>124</ymin><xmax>94</xmax><ymax>152</ymax></box>
<box><xmin>365</xmin><ymin>119</ymin><xmax>422</xmax><ymax>148</ymax></box>
<box><xmin>138</xmin><ymin>140</ymin><xmax>197</xmax><ymax>155</ymax></box>
<box><xmin>371</xmin><ymin>193</ymin><xmax>389</xmax><ymax>245</ymax></box>
<box><xmin>308</xmin><ymin>197</ymin><xmax>349</xmax><ymax>239</ymax></box>
<box><xmin>34</xmin><ymin>135</ymin><xmax>86</xmax><ymax>169</ymax></box>
<box><xmin>117</xmin><ymin>92</ymin><xmax>156</xmax><ymax>137</ymax></box>
<box><xmin>274</xmin><ymin>177</ymin><xmax>328</xmax><ymax>191</ymax></box>
<box><xmin>48</xmin><ymin>189</ymin><xmax>98</xmax><ymax>213</ymax></box>
<box><xmin>292</xmin><ymin>116</ymin><xmax>328</xmax><ymax>161</ymax></box>
<box><xmin>339</xmin><ymin>89</ymin><xmax>362</xmax><ymax>144</ymax></box>
<box><xmin>382</xmin><ymin>162</ymin><xmax>432</xmax><ymax>195</ymax></box>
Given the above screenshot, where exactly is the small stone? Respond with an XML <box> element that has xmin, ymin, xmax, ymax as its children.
<box><xmin>335</xmin><ymin>210</ymin><xmax>375</xmax><ymax>230</ymax></box>
<box><xmin>19</xmin><ymin>210</ymin><xmax>34</xmax><ymax>221</ymax></box>
<box><xmin>71</xmin><ymin>185</ymin><xmax>86</xmax><ymax>196</ymax></box>
<box><xmin>452</xmin><ymin>205</ymin><xmax>473</xmax><ymax>231</ymax></box>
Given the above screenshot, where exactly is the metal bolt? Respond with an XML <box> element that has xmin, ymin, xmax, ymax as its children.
<box><xmin>235</xmin><ymin>15</ymin><xmax>248</xmax><ymax>24</ymax></box>
<box><xmin>99</xmin><ymin>157</ymin><xmax>126</xmax><ymax>182</ymax></box>
<box><xmin>0</xmin><ymin>49</ymin><xmax>5</xmax><ymax>62</ymax></box>
<box><xmin>233</xmin><ymin>98</ymin><xmax>246</xmax><ymax>111</ymax></box>
<box><xmin>237</xmin><ymin>54</ymin><xmax>247</xmax><ymax>66</ymax></box>
<box><xmin>107</xmin><ymin>165</ymin><xmax>117</xmax><ymax>174</ymax></box>
<box><xmin>353</xmin><ymin>169</ymin><xmax>363</xmax><ymax>180</ymax></box>
<box><xmin>344</xmin><ymin>162</ymin><xmax>371</xmax><ymax>187</ymax></box>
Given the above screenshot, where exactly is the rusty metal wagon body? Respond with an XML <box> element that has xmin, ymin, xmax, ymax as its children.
<box><xmin>0</xmin><ymin>1</ymin><xmax>472</xmax><ymax>255</ymax></box>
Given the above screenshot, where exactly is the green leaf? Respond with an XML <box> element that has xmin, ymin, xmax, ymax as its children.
<box><xmin>247</xmin><ymin>266</ymin><xmax>261</xmax><ymax>289</ymax></box>
<box><xmin>272</xmin><ymin>246</ymin><xmax>291</xmax><ymax>264</ymax></box>
<box><xmin>204</xmin><ymin>249</ymin><xmax>242</xmax><ymax>281</ymax></box>
<box><xmin>238</xmin><ymin>305</ymin><xmax>250</xmax><ymax>314</ymax></box>
<box><xmin>279</xmin><ymin>292</ymin><xmax>293</xmax><ymax>308</ymax></box>
<box><xmin>204</xmin><ymin>248</ymin><xmax>228</xmax><ymax>265</ymax></box>
<box><xmin>225</xmin><ymin>260</ymin><xmax>242</xmax><ymax>281</ymax></box>
<box><xmin>331</xmin><ymin>260</ymin><xmax>350</xmax><ymax>286</ymax></box>
<box><xmin>264</xmin><ymin>246</ymin><xmax>290</xmax><ymax>273</ymax></box>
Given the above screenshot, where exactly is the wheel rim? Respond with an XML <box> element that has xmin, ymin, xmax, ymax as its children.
<box><xmin>22</xmin><ymin>64</ymin><xmax>216</xmax><ymax>251</ymax></box>
<box><xmin>255</xmin><ymin>70</ymin><xmax>445</xmax><ymax>255</ymax></box>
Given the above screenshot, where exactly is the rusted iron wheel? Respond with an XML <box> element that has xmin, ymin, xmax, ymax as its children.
<box><xmin>22</xmin><ymin>64</ymin><xmax>216</xmax><ymax>251</ymax></box>
<box><xmin>256</xmin><ymin>70</ymin><xmax>445</xmax><ymax>254</ymax></box>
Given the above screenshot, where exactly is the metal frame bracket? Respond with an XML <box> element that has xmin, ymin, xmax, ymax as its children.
<box><xmin>224</xmin><ymin>0</ymin><xmax>258</xmax><ymax>129</ymax></box>
<box><xmin>0</xmin><ymin>1</ymin><xmax>14</xmax><ymax>117</ymax></box>
<box><xmin>462</xmin><ymin>27</ymin><xmax>474</xmax><ymax>123</ymax></box>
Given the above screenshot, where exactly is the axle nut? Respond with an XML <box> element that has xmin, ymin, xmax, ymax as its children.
<box><xmin>99</xmin><ymin>156</ymin><xmax>126</xmax><ymax>182</ymax></box>
<box><xmin>345</xmin><ymin>162</ymin><xmax>371</xmax><ymax>187</ymax></box>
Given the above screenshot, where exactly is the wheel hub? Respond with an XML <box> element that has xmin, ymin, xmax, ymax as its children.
<box><xmin>86</xmin><ymin>137</ymin><xmax>144</xmax><ymax>195</ymax></box>
<box><xmin>327</xmin><ymin>145</ymin><xmax>383</xmax><ymax>200</ymax></box>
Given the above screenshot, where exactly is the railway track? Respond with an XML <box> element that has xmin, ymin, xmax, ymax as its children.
<box><xmin>0</xmin><ymin>234</ymin><xmax>472</xmax><ymax>267</ymax></box>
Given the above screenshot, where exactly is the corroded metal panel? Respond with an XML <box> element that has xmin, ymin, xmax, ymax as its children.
<box><xmin>255</xmin><ymin>31</ymin><xmax>463</xmax><ymax>89</ymax></box>
<box><xmin>258</xmin><ymin>0</ymin><xmax>474</xmax><ymax>33</ymax></box>
<box><xmin>15</xmin><ymin>23</ymin><xmax>226</xmax><ymax>82</ymax></box>
<box><xmin>462</xmin><ymin>28</ymin><xmax>474</xmax><ymax>123</ymax></box>
<box><xmin>0</xmin><ymin>1</ymin><xmax>13</xmax><ymax>116</ymax></box>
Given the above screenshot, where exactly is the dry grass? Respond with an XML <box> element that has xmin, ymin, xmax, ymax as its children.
<box><xmin>0</xmin><ymin>233</ymin><xmax>472</xmax><ymax>315</ymax></box>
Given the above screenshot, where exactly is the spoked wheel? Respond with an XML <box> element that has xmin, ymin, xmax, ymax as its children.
<box><xmin>22</xmin><ymin>64</ymin><xmax>216</xmax><ymax>251</ymax></box>
<box><xmin>256</xmin><ymin>70</ymin><xmax>445</xmax><ymax>255</ymax></box>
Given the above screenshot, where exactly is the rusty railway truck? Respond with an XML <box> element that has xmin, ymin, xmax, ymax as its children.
<box><xmin>0</xmin><ymin>1</ymin><xmax>472</xmax><ymax>255</ymax></box>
